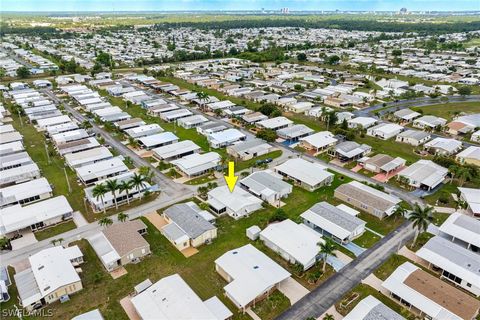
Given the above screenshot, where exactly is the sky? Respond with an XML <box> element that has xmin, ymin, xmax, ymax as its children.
<box><xmin>1</xmin><ymin>0</ymin><xmax>479</xmax><ymax>12</ymax></box>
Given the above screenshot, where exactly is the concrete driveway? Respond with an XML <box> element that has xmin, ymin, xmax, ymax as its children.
<box><xmin>279</xmin><ymin>277</ymin><xmax>309</xmax><ymax>304</ymax></box>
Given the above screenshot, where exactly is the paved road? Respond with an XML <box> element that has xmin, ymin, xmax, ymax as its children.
<box><xmin>1</xmin><ymin>48</ymin><xmax>35</xmax><ymax>69</ymax></box>
<box><xmin>276</xmin><ymin>221</ymin><xmax>414</xmax><ymax>320</ymax></box>
<box><xmin>0</xmin><ymin>192</ymin><xmax>193</xmax><ymax>267</ymax></box>
<box><xmin>43</xmin><ymin>89</ymin><xmax>193</xmax><ymax>197</ymax></box>
<box><xmin>355</xmin><ymin>95</ymin><xmax>480</xmax><ymax>117</ymax></box>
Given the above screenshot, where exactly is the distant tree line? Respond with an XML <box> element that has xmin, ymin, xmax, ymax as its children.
<box><xmin>153</xmin><ymin>19</ymin><xmax>480</xmax><ymax>35</ymax></box>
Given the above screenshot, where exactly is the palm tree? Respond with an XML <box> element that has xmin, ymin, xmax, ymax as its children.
<box><xmin>92</xmin><ymin>183</ymin><xmax>108</xmax><ymax>213</ymax></box>
<box><xmin>456</xmin><ymin>167</ymin><xmax>472</xmax><ymax>186</ymax></box>
<box><xmin>99</xmin><ymin>217</ymin><xmax>113</xmax><ymax>228</ymax></box>
<box><xmin>138</xmin><ymin>166</ymin><xmax>153</xmax><ymax>184</ymax></box>
<box><xmin>390</xmin><ymin>205</ymin><xmax>406</xmax><ymax>222</ymax></box>
<box><xmin>318</xmin><ymin>238</ymin><xmax>337</xmax><ymax>272</ymax></box>
<box><xmin>408</xmin><ymin>203</ymin><xmax>434</xmax><ymax>247</ymax></box>
<box><xmin>323</xmin><ymin>314</ymin><xmax>334</xmax><ymax>320</ymax></box>
<box><xmin>105</xmin><ymin>179</ymin><xmax>119</xmax><ymax>209</ymax></box>
<box><xmin>118</xmin><ymin>180</ymin><xmax>133</xmax><ymax>205</ymax></box>
<box><xmin>196</xmin><ymin>91</ymin><xmax>209</xmax><ymax>109</ymax></box>
<box><xmin>130</xmin><ymin>173</ymin><xmax>147</xmax><ymax>198</ymax></box>
<box><xmin>448</xmin><ymin>165</ymin><xmax>459</xmax><ymax>184</ymax></box>
<box><xmin>117</xmin><ymin>212</ymin><xmax>129</xmax><ymax>222</ymax></box>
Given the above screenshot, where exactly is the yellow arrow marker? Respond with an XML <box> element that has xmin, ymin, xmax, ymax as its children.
<box><xmin>224</xmin><ymin>161</ymin><xmax>238</xmax><ymax>192</ymax></box>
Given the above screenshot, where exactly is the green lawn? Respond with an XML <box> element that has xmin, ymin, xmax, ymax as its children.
<box><xmin>355</xmin><ymin>135</ymin><xmax>420</xmax><ymax>164</ymax></box>
<box><xmin>234</xmin><ymin>150</ymin><xmax>283</xmax><ymax>172</ymax></box>
<box><xmin>412</xmin><ymin>102</ymin><xmax>480</xmax><ymax>121</ymax></box>
<box><xmin>4</xmin><ymin>99</ymin><xmax>156</xmax><ymax>223</ymax></box>
<box><xmin>352</xmin><ymin>230</ymin><xmax>381</xmax><ymax>248</ymax></box>
<box><xmin>184</xmin><ymin>174</ymin><xmax>217</xmax><ymax>185</ymax></box>
<box><xmin>34</xmin><ymin>220</ymin><xmax>77</xmax><ymax>241</ymax></box>
<box><xmin>335</xmin><ymin>283</ymin><xmax>415</xmax><ymax>319</ymax></box>
<box><xmin>373</xmin><ymin>254</ymin><xmax>411</xmax><ymax>281</ymax></box>
<box><xmin>357</xmin><ymin>213</ymin><xmax>404</xmax><ymax>236</ymax></box>
<box><xmin>252</xmin><ymin>291</ymin><xmax>290</xmax><ymax>319</ymax></box>
<box><xmin>3</xmin><ymin>174</ymin><xmax>354</xmax><ymax>320</ymax></box>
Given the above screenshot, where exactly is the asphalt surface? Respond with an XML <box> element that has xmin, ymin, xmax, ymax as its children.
<box><xmin>277</xmin><ymin>221</ymin><xmax>414</xmax><ymax>320</ymax></box>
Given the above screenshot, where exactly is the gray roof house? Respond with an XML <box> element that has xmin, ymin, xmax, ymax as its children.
<box><xmin>301</xmin><ymin>201</ymin><xmax>366</xmax><ymax>244</ymax></box>
<box><xmin>162</xmin><ymin>202</ymin><xmax>217</xmax><ymax>251</ymax></box>
<box><xmin>240</xmin><ymin>170</ymin><xmax>292</xmax><ymax>206</ymax></box>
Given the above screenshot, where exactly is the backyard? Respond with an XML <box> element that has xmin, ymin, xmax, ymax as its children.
<box><xmin>412</xmin><ymin>101</ymin><xmax>480</xmax><ymax>121</ymax></box>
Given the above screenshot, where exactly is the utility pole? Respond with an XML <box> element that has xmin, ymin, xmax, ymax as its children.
<box><xmin>17</xmin><ymin>110</ymin><xmax>23</xmax><ymax>127</ymax></box>
<box><xmin>64</xmin><ymin>167</ymin><xmax>72</xmax><ymax>193</ymax></box>
<box><xmin>44</xmin><ymin>144</ymin><xmax>51</xmax><ymax>164</ymax></box>
<box><xmin>326</xmin><ymin>114</ymin><xmax>330</xmax><ymax>132</ymax></box>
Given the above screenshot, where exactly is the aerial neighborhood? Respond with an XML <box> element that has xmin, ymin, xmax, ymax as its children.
<box><xmin>0</xmin><ymin>5</ymin><xmax>480</xmax><ymax>320</ymax></box>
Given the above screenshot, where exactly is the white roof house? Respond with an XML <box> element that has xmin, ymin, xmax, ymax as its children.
<box><xmin>51</xmin><ymin>129</ymin><xmax>89</xmax><ymax>145</ymax></box>
<box><xmin>301</xmin><ymin>201</ymin><xmax>366</xmax><ymax>244</ymax></box>
<box><xmin>0</xmin><ymin>163</ymin><xmax>41</xmax><ymax>187</ymax></box>
<box><xmin>256</xmin><ymin>116</ymin><xmax>293</xmax><ymax>130</ymax></box>
<box><xmin>152</xmin><ymin>140</ymin><xmax>201</xmax><ymax>162</ymax></box>
<box><xmin>343</xmin><ymin>295</ymin><xmax>404</xmax><ymax>320</ymax></box>
<box><xmin>456</xmin><ymin>146</ymin><xmax>480</xmax><ymax>166</ymax></box>
<box><xmin>75</xmin><ymin>157</ymin><xmax>129</xmax><ymax>185</ymax></box>
<box><xmin>381</xmin><ymin>262</ymin><xmax>480</xmax><ymax>320</ymax></box>
<box><xmin>215</xmin><ymin>244</ymin><xmax>291</xmax><ymax>310</ymax></box>
<box><xmin>124</xmin><ymin>124</ymin><xmax>163</xmax><ymax>139</ymax></box>
<box><xmin>260</xmin><ymin>219</ymin><xmax>323</xmax><ymax>270</ymax></box>
<box><xmin>36</xmin><ymin>115</ymin><xmax>72</xmax><ymax>130</ymax></box>
<box><xmin>160</xmin><ymin>109</ymin><xmax>193</xmax><ymax>122</ymax></box>
<box><xmin>274</xmin><ymin>158</ymin><xmax>334</xmax><ymax>191</ymax></box>
<box><xmin>207</xmin><ymin>186</ymin><xmax>263</xmax><ymax>219</ymax></box>
<box><xmin>14</xmin><ymin>245</ymin><xmax>83</xmax><ymax>310</ymax></box>
<box><xmin>64</xmin><ymin>146</ymin><xmax>113</xmax><ymax>168</ymax></box>
<box><xmin>0</xmin><ymin>141</ymin><xmax>25</xmax><ymax>156</ymax></box>
<box><xmin>138</xmin><ymin>132</ymin><xmax>179</xmax><ymax>150</ymax></box>
<box><xmin>240</xmin><ymin>170</ymin><xmax>292</xmax><ymax>205</ymax></box>
<box><xmin>439</xmin><ymin>212</ymin><xmax>480</xmax><ymax>250</ymax></box>
<box><xmin>276</xmin><ymin>124</ymin><xmax>314</xmax><ymax>141</ymax></box>
<box><xmin>413</xmin><ymin>115</ymin><xmax>447</xmax><ymax>129</ymax></box>
<box><xmin>397</xmin><ymin>160</ymin><xmax>448</xmax><ymax>190</ymax></box>
<box><xmin>0</xmin><ymin>196</ymin><xmax>73</xmax><ymax>236</ymax></box>
<box><xmin>416</xmin><ymin>236</ymin><xmax>480</xmax><ymax>296</ymax></box>
<box><xmin>207</xmin><ymin>129</ymin><xmax>246</xmax><ymax>148</ymax></box>
<box><xmin>394</xmin><ymin>108</ymin><xmax>421</xmax><ymax>122</ymax></box>
<box><xmin>366</xmin><ymin>123</ymin><xmax>404</xmax><ymax>140</ymax></box>
<box><xmin>424</xmin><ymin>138</ymin><xmax>462</xmax><ymax>155</ymax></box>
<box><xmin>131</xmin><ymin>274</ymin><xmax>232</xmax><ymax>320</ymax></box>
<box><xmin>348</xmin><ymin>117</ymin><xmax>378</xmax><ymax>129</ymax></box>
<box><xmin>226</xmin><ymin>138</ymin><xmax>274</xmax><ymax>161</ymax></box>
<box><xmin>299</xmin><ymin>131</ymin><xmax>338</xmax><ymax>152</ymax></box>
<box><xmin>177</xmin><ymin>115</ymin><xmax>208</xmax><ymax>129</ymax></box>
<box><xmin>171</xmin><ymin>152</ymin><xmax>220</xmax><ymax>177</ymax></box>
<box><xmin>0</xmin><ymin>177</ymin><xmax>52</xmax><ymax>208</ymax></box>
<box><xmin>458</xmin><ymin>187</ymin><xmax>480</xmax><ymax>216</ymax></box>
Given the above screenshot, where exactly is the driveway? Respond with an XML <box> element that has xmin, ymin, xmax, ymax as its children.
<box><xmin>144</xmin><ymin>212</ymin><xmax>168</xmax><ymax>231</ymax></box>
<box><xmin>120</xmin><ymin>296</ymin><xmax>141</xmax><ymax>320</ymax></box>
<box><xmin>279</xmin><ymin>277</ymin><xmax>310</xmax><ymax>304</ymax></box>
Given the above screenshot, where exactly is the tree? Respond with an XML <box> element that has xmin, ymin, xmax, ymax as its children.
<box><xmin>92</xmin><ymin>183</ymin><xmax>108</xmax><ymax>213</ymax></box>
<box><xmin>256</xmin><ymin>129</ymin><xmax>277</xmax><ymax>142</ymax></box>
<box><xmin>138</xmin><ymin>166</ymin><xmax>154</xmax><ymax>184</ymax></box>
<box><xmin>0</xmin><ymin>237</ymin><xmax>10</xmax><ymax>249</ymax></box>
<box><xmin>390</xmin><ymin>205</ymin><xmax>406</xmax><ymax>222</ymax></box>
<box><xmin>118</xmin><ymin>180</ymin><xmax>133</xmax><ymax>205</ymax></box>
<box><xmin>96</xmin><ymin>51</ymin><xmax>113</xmax><ymax>68</ymax></box>
<box><xmin>16</xmin><ymin>66</ymin><xmax>30</xmax><ymax>78</ymax></box>
<box><xmin>269</xmin><ymin>208</ymin><xmax>288</xmax><ymax>223</ymax></box>
<box><xmin>323</xmin><ymin>314</ymin><xmax>335</xmax><ymax>320</ymax></box>
<box><xmin>105</xmin><ymin>179</ymin><xmax>119</xmax><ymax>209</ymax></box>
<box><xmin>297</xmin><ymin>52</ymin><xmax>307</xmax><ymax>61</ymax></box>
<box><xmin>130</xmin><ymin>173</ymin><xmax>147</xmax><ymax>198</ymax></box>
<box><xmin>326</xmin><ymin>55</ymin><xmax>340</xmax><ymax>65</ymax></box>
<box><xmin>197</xmin><ymin>186</ymin><xmax>209</xmax><ymax>199</ymax></box>
<box><xmin>199</xmin><ymin>202</ymin><xmax>210</xmax><ymax>211</ymax></box>
<box><xmin>408</xmin><ymin>204</ymin><xmax>433</xmax><ymax>247</ymax></box>
<box><xmin>458</xmin><ymin>86</ymin><xmax>472</xmax><ymax>96</ymax></box>
<box><xmin>99</xmin><ymin>217</ymin><xmax>113</xmax><ymax>228</ymax></box>
<box><xmin>195</xmin><ymin>91</ymin><xmax>209</xmax><ymax>107</ymax></box>
<box><xmin>117</xmin><ymin>212</ymin><xmax>129</xmax><ymax>222</ymax></box>
<box><xmin>391</xmin><ymin>49</ymin><xmax>402</xmax><ymax>56</ymax></box>
<box><xmin>456</xmin><ymin>167</ymin><xmax>472</xmax><ymax>186</ymax></box>
<box><xmin>318</xmin><ymin>238</ymin><xmax>337</xmax><ymax>272</ymax></box>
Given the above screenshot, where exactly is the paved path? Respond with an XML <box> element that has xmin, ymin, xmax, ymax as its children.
<box><xmin>0</xmin><ymin>192</ymin><xmax>192</xmax><ymax>267</ymax></box>
<box><xmin>279</xmin><ymin>278</ymin><xmax>310</xmax><ymax>305</ymax></box>
<box><xmin>276</xmin><ymin>221</ymin><xmax>414</xmax><ymax>320</ymax></box>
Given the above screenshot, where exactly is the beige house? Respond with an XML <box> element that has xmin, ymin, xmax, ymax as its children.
<box><xmin>334</xmin><ymin>181</ymin><xmax>401</xmax><ymax>219</ymax></box>
<box><xmin>161</xmin><ymin>202</ymin><xmax>217</xmax><ymax>251</ymax></box>
<box><xmin>88</xmin><ymin>220</ymin><xmax>151</xmax><ymax>272</ymax></box>
<box><xmin>14</xmin><ymin>246</ymin><xmax>84</xmax><ymax>311</ymax></box>
<box><xmin>456</xmin><ymin>146</ymin><xmax>480</xmax><ymax>167</ymax></box>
